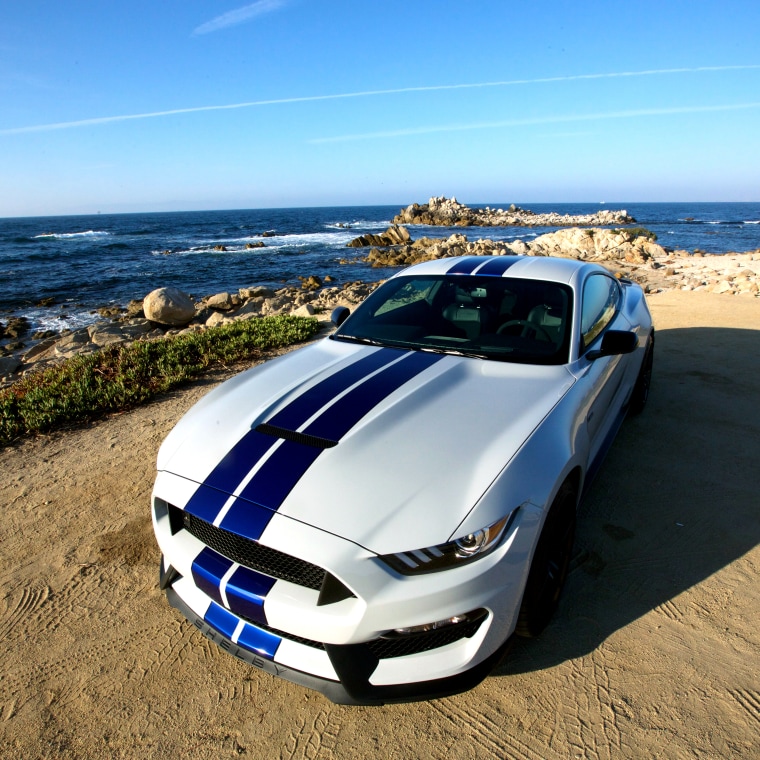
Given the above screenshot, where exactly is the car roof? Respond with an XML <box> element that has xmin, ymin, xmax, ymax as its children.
<box><xmin>392</xmin><ymin>255</ymin><xmax>602</xmax><ymax>286</ymax></box>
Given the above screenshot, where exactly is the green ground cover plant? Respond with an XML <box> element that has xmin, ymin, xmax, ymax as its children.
<box><xmin>0</xmin><ymin>315</ymin><xmax>320</xmax><ymax>447</ymax></box>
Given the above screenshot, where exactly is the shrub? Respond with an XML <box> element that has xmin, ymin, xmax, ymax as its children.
<box><xmin>0</xmin><ymin>315</ymin><xmax>319</xmax><ymax>447</ymax></box>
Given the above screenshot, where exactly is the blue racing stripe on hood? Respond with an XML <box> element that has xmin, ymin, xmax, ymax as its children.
<box><xmin>182</xmin><ymin>347</ymin><xmax>402</xmax><ymax>521</ymax></box>
<box><xmin>220</xmin><ymin>351</ymin><xmax>444</xmax><ymax>534</ymax></box>
<box><xmin>267</xmin><ymin>347</ymin><xmax>403</xmax><ymax>431</ymax></box>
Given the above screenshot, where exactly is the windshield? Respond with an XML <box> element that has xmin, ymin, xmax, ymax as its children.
<box><xmin>333</xmin><ymin>274</ymin><xmax>573</xmax><ymax>365</ymax></box>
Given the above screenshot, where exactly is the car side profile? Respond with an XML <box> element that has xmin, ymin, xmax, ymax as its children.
<box><xmin>152</xmin><ymin>254</ymin><xmax>654</xmax><ymax>704</ymax></box>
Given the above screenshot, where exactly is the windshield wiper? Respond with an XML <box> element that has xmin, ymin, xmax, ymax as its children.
<box><xmin>332</xmin><ymin>334</ymin><xmax>386</xmax><ymax>347</ymax></box>
<box><xmin>420</xmin><ymin>346</ymin><xmax>491</xmax><ymax>360</ymax></box>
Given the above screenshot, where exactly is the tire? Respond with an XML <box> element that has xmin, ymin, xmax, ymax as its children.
<box><xmin>515</xmin><ymin>481</ymin><xmax>576</xmax><ymax>638</ymax></box>
<box><xmin>629</xmin><ymin>332</ymin><xmax>654</xmax><ymax>416</ymax></box>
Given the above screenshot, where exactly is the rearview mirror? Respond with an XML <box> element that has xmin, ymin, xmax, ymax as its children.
<box><xmin>586</xmin><ymin>330</ymin><xmax>638</xmax><ymax>360</ymax></box>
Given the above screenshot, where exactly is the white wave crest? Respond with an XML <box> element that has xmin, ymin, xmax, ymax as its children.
<box><xmin>34</xmin><ymin>230</ymin><xmax>112</xmax><ymax>239</ymax></box>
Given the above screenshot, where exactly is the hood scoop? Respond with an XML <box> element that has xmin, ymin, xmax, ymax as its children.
<box><xmin>254</xmin><ymin>423</ymin><xmax>338</xmax><ymax>450</ymax></box>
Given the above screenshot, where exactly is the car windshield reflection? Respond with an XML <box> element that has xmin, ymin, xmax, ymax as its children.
<box><xmin>333</xmin><ymin>274</ymin><xmax>573</xmax><ymax>365</ymax></box>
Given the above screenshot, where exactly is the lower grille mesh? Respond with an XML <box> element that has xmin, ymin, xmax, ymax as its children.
<box><xmin>176</xmin><ymin>506</ymin><xmax>326</xmax><ymax>591</ymax></box>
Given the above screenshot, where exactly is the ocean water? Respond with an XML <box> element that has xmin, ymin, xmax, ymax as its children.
<box><xmin>1</xmin><ymin>202</ymin><xmax>758</xmax><ymax>334</ymax></box>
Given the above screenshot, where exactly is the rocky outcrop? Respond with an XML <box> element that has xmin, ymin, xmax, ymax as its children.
<box><xmin>346</xmin><ymin>225</ymin><xmax>411</xmax><ymax>248</ymax></box>
<box><xmin>3</xmin><ymin>239</ymin><xmax>759</xmax><ymax>387</ymax></box>
<box><xmin>1</xmin><ymin>280</ymin><xmax>380</xmax><ymax>385</ymax></box>
<box><xmin>393</xmin><ymin>196</ymin><xmax>635</xmax><ymax>227</ymax></box>
<box><xmin>364</xmin><ymin>227</ymin><xmax>665</xmax><ymax>268</ymax></box>
<box><xmin>143</xmin><ymin>287</ymin><xmax>197</xmax><ymax>326</ymax></box>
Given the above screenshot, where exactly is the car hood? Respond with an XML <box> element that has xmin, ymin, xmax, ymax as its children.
<box><xmin>158</xmin><ymin>339</ymin><xmax>575</xmax><ymax>554</ymax></box>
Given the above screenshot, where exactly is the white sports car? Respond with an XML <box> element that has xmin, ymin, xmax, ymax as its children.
<box><xmin>152</xmin><ymin>255</ymin><xmax>654</xmax><ymax>704</ymax></box>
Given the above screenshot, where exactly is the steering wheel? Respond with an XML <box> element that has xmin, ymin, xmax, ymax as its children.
<box><xmin>497</xmin><ymin>319</ymin><xmax>552</xmax><ymax>342</ymax></box>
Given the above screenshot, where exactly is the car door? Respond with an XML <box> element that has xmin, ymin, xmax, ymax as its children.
<box><xmin>576</xmin><ymin>273</ymin><xmax>632</xmax><ymax>465</ymax></box>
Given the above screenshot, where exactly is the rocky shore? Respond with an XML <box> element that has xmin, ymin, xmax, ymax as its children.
<box><xmin>2</xmin><ymin>219</ymin><xmax>759</xmax><ymax>387</ymax></box>
<box><xmin>392</xmin><ymin>195</ymin><xmax>636</xmax><ymax>227</ymax></box>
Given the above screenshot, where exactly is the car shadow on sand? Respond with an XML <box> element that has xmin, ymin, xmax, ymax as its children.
<box><xmin>493</xmin><ymin>325</ymin><xmax>760</xmax><ymax>676</ymax></box>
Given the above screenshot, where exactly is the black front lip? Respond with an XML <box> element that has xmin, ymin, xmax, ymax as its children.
<box><xmin>162</xmin><ymin>565</ymin><xmax>509</xmax><ymax>706</ymax></box>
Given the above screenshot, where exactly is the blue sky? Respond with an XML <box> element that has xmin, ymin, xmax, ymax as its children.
<box><xmin>1</xmin><ymin>0</ymin><xmax>759</xmax><ymax>217</ymax></box>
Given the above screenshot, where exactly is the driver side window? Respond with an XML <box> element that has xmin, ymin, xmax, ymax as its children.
<box><xmin>581</xmin><ymin>274</ymin><xmax>620</xmax><ymax>349</ymax></box>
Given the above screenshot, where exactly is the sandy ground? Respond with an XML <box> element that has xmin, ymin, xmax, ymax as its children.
<box><xmin>1</xmin><ymin>291</ymin><xmax>759</xmax><ymax>759</ymax></box>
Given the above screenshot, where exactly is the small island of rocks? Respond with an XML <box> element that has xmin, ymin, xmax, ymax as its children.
<box><xmin>392</xmin><ymin>196</ymin><xmax>635</xmax><ymax>227</ymax></box>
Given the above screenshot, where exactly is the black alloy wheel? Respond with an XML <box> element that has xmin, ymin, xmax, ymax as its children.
<box><xmin>515</xmin><ymin>481</ymin><xmax>576</xmax><ymax>638</ymax></box>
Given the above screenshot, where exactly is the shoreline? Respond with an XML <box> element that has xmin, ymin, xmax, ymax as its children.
<box><xmin>2</xmin><ymin>222</ymin><xmax>759</xmax><ymax>386</ymax></box>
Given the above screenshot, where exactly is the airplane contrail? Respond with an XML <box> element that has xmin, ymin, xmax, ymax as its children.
<box><xmin>308</xmin><ymin>102</ymin><xmax>760</xmax><ymax>143</ymax></box>
<box><xmin>1</xmin><ymin>65</ymin><xmax>758</xmax><ymax>136</ymax></box>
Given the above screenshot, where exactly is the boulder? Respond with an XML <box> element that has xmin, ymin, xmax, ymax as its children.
<box><xmin>240</xmin><ymin>286</ymin><xmax>275</xmax><ymax>299</ymax></box>
<box><xmin>206</xmin><ymin>292</ymin><xmax>234</xmax><ymax>310</ymax></box>
<box><xmin>143</xmin><ymin>287</ymin><xmax>196</xmax><ymax>326</ymax></box>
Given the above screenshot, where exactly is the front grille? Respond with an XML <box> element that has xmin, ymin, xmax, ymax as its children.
<box><xmin>177</xmin><ymin>507</ymin><xmax>327</xmax><ymax>591</ymax></box>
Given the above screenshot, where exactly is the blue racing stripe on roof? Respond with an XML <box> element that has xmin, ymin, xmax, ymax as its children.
<box><xmin>446</xmin><ymin>257</ymin><xmax>484</xmax><ymax>274</ymax></box>
<box><xmin>220</xmin><ymin>351</ymin><xmax>444</xmax><ymax>531</ymax></box>
<box><xmin>476</xmin><ymin>256</ymin><xmax>521</xmax><ymax>276</ymax></box>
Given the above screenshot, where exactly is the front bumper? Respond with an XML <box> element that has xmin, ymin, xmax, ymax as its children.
<box><xmin>162</xmin><ymin>567</ymin><xmax>510</xmax><ymax>705</ymax></box>
<box><xmin>153</xmin><ymin>479</ymin><xmax>541</xmax><ymax>704</ymax></box>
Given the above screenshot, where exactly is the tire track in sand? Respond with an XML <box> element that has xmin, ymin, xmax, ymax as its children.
<box><xmin>729</xmin><ymin>689</ymin><xmax>760</xmax><ymax>729</ymax></box>
<box><xmin>280</xmin><ymin>709</ymin><xmax>341</xmax><ymax>760</ymax></box>
<box><xmin>430</xmin><ymin>698</ymin><xmax>561</xmax><ymax>760</ymax></box>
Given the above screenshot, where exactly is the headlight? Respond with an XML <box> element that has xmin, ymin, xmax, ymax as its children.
<box><xmin>378</xmin><ymin>509</ymin><xmax>518</xmax><ymax>575</ymax></box>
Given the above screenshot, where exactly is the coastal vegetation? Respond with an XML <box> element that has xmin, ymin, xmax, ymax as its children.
<box><xmin>0</xmin><ymin>314</ymin><xmax>319</xmax><ymax>447</ymax></box>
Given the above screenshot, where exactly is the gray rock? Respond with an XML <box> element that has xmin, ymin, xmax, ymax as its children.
<box><xmin>143</xmin><ymin>287</ymin><xmax>196</xmax><ymax>326</ymax></box>
<box><xmin>0</xmin><ymin>356</ymin><xmax>21</xmax><ymax>376</ymax></box>
<box><xmin>206</xmin><ymin>292</ymin><xmax>234</xmax><ymax>310</ymax></box>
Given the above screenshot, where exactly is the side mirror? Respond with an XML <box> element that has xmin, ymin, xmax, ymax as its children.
<box><xmin>586</xmin><ymin>330</ymin><xmax>638</xmax><ymax>360</ymax></box>
<box><xmin>331</xmin><ymin>306</ymin><xmax>350</xmax><ymax>327</ymax></box>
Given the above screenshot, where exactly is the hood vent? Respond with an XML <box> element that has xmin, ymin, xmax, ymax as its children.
<box><xmin>254</xmin><ymin>423</ymin><xmax>338</xmax><ymax>449</ymax></box>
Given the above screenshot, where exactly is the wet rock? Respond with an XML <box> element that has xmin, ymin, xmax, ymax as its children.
<box><xmin>346</xmin><ymin>225</ymin><xmax>411</xmax><ymax>248</ymax></box>
<box><xmin>0</xmin><ymin>356</ymin><xmax>21</xmax><ymax>377</ymax></box>
<box><xmin>300</xmin><ymin>275</ymin><xmax>323</xmax><ymax>291</ymax></box>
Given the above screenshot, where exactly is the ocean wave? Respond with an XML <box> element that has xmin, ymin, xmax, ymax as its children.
<box><xmin>325</xmin><ymin>219</ymin><xmax>392</xmax><ymax>230</ymax></box>
<box><xmin>33</xmin><ymin>230</ymin><xmax>112</xmax><ymax>239</ymax></box>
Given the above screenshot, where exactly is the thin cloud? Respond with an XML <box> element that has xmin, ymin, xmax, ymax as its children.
<box><xmin>193</xmin><ymin>0</ymin><xmax>287</xmax><ymax>36</ymax></box>
<box><xmin>2</xmin><ymin>65</ymin><xmax>759</xmax><ymax>136</ymax></box>
<box><xmin>309</xmin><ymin>102</ymin><xmax>760</xmax><ymax>144</ymax></box>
